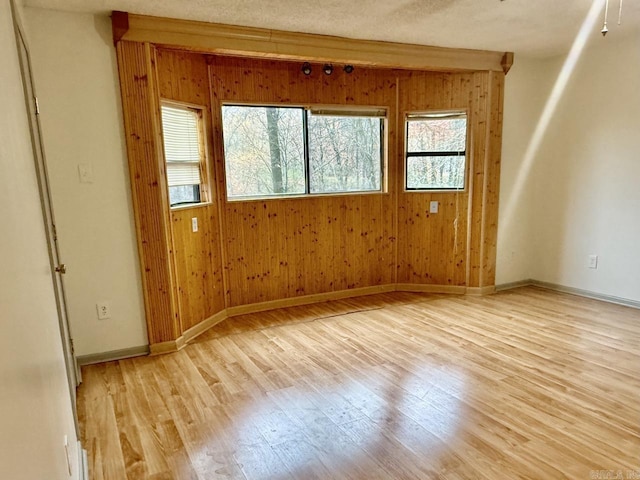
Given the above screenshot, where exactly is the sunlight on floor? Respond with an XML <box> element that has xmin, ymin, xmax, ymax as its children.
<box><xmin>222</xmin><ymin>364</ymin><xmax>466</xmax><ymax>476</ymax></box>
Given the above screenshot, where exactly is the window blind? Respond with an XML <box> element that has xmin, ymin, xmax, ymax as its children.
<box><xmin>161</xmin><ymin>104</ymin><xmax>202</xmax><ymax>187</ymax></box>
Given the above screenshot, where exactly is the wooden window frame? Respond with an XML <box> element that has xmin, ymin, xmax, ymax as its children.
<box><xmin>221</xmin><ymin>103</ymin><xmax>388</xmax><ymax>201</ymax></box>
<box><xmin>404</xmin><ymin>110</ymin><xmax>469</xmax><ymax>193</ymax></box>
<box><xmin>160</xmin><ymin>99</ymin><xmax>212</xmax><ymax>209</ymax></box>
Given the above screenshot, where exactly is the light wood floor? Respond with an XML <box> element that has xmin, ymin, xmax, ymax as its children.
<box><xmin>79</xmin><ymin>287</ymin><xmax>640</xmax><ymax>479</ymax></box>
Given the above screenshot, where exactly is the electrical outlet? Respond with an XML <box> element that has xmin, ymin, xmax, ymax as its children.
<box><xmin>192</xmin><ymin>217</ymin><xmax>198</xmax><ymax>232</ymax></box>
<box><xmin>429</xmin><ymin>201</ymin><xmax>439</xmax><ymax>214</ymax></box>
<box><xmin>588</xmin><ymin>254</ymin><xmax>598</xmax><ymax>269</ymax></box>
<box><xmin>96</xmin><ymin>301</ymin><xmax>111</xmax><ymax>320</ymax></box>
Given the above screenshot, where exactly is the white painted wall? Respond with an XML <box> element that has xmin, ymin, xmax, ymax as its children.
<box><xmin>0</xmin><ymin>1</ymin><xmax>79</xmax><ymax>478</ymax></box>
<box><xmin>497</xmin><ymin>55</ymin><xmax>558</xmax><ymax>285</ymax></box>
<box><xmin>23</xmin><ymin>8</ymin><xmax>147</xmax><ymax>356</ymax></box>
<box><xmin>529</xmin><ymin>31</ymin><xmax>640</xmax><ymax>302</ymax></box>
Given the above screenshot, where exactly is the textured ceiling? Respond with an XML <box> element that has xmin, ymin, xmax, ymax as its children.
<box><xmin>23</xmin><ymin>0</ymin><xmax>640</xmax><ymax>57</ymax></box>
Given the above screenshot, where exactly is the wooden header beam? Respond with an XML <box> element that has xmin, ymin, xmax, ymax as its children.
<box><xmin>111</xmin><ymin>12</ymin><xmax>514</xmax><ymax>74</ymax></box>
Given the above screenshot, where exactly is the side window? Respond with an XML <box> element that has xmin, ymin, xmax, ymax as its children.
<box><xmin>160</xmin><ymin>102</ymin><xmax>209</xmax><ymax>207</ymax></box>
<box><xmin>405</xmin><ymin>112</ymin><xmax>467</xmax><ymax>191</ymax></box>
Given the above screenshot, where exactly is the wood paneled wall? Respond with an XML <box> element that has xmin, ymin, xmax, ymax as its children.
<box><xmin>116</xmin><ymin>41</ymin><xmax>180</xmax><ymax>344</ymax></box>
<box><xmin>116</xmin><ymin>46</ymin><xmax>505</xmax><ymax>350</ymax></box>
<box><xmin>395</xmin><ymin>70</ymin><xmax>504</xmax><ymax>288</ymax></box>
<box><xmin>156</xmin><ymin>50</ymin><xmax>226</xmax><ymax>331</ymax></box>
<box><xmin>396</xmin><ymin>72</ymin><xmax>473</xmax><ymax>287</ymax></box>
<box><xmin>209</xmin><ymin>57</ymin><xmax>397</xmax><ymax>306</ymax></box>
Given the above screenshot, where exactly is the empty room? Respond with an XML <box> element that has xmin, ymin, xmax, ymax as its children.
<box><xmin>1</xmin><ymin>0</ymin><xmax>639</xmax><ymax>478</ymax></box>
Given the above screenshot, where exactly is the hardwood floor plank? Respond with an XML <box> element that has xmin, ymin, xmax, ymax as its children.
<box><xmin>79</xmin><ymin>287</ymin><xmax>640</xmax><ymax>479</ymax></box>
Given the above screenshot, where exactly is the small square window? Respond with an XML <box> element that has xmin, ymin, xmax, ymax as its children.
<box><xmin>406</xmin><ymin>112</ymin><xmax>467</xmax><ymax>190</ymax></box>
<box><xmin>222</xmin><ymin>105</ymin><xmax>305</xmax><ymax>198</ymax></box>
<box><xmin>307</xmin><ymin>110</ymin><xmax>383</xmax><ymax>194</ymax></box>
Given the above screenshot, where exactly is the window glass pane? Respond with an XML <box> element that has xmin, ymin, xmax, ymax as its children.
<box><xmin>307</xmin><ymin>114</ymin><xmax>382</xmax><ymax>194</ymax></box>
<box><xmin>168</xmin><ymin>185</ymin><xmax>201</xmax><ymax>206</ymax></box>
<box><xmin>407</xmin><ymin>156</ymin><xmax>465</xmax><ymax>190</ymax></box>
<box><xmin>407</xmin><ymin>118</ymin><xmax>466</xmax><ymax>152</ymax></box>
<box><xmin>222</xmin><ymin>106</ymin><xmax>305</xmax><ymax>198</ymax></box>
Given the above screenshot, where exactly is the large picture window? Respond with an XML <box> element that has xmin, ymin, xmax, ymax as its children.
<box><xmin>160</xmin><ymin>102</ymin><xmax>209</xmax><ymax>207</ymax></box>
<box><xmin>405</xmin><ymin>112</ymin><xmax>467</xmax><ymax>191</ymax></box>
<box><xmin>222</xmin><ymin>105</ymin><xmax>385</xmax><ymax>199</ymax></box>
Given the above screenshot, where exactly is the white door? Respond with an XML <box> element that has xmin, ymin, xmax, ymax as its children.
<box><xmin>12</xmin><ymin>5</ymin><xmax>80</xmax><ymax>415</ymax></box>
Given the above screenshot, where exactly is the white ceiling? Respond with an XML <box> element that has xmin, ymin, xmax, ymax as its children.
<box><xmin>23</xmin><ymin>0</ymin><xmax>639</xmax><ymax>57</ymax></box>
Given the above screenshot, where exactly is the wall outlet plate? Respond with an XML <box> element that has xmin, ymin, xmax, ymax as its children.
<box><xmin>588</xmin><ymin>254</ymin><xmax>598</xmax><ymax>269</ymax></box>
<box><xmin>96</xmin><ymin>301</ymin><xmax>111</xmax><ymax>320</ymax></box>
<box><xmin>429</xmin><ymin>201</ymin><xmax>439</xmax><ymax>214</ymax></box>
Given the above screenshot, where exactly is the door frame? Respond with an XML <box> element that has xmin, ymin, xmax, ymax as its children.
<box><xmin>10</xmin><ymin>0</ymin><xmax>80</xmax><ymax>427</ymax></box>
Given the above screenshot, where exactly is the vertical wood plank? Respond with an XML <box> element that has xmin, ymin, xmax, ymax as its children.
<box><xmin>156</xmin><ymin>50</ymin><xmax>226</xmax><ymax>331</ymax></box>
<box><xmin>116</xmin><ymin>41</ymin><xmax>180</xmax><ymax>344</ymax></box>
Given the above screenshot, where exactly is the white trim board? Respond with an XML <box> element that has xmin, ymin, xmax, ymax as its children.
<box><xmin>76</xmin><ymin>345</ymin><xmax>150</xmax><ymax>366</ymax></box>
<box><xmin>496</xmin><ymin>279</ymin><xmax>640</xmax><ymax>310</ymax></box>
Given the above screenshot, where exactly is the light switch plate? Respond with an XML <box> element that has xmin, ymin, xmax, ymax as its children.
<box><xmin>429</xmin><ymin>201</ymin><xmax>439</xmax><ymax>214</ymax></box>
<box><xmin>192</xmin><ymin>217</ymin><xmax>198</xmax><ymax>232</ymax></box>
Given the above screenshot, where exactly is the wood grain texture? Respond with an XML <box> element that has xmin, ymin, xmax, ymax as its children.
<box><xmin>156</xmin><ymin>49</ymin><xmax>226</xmax><ymax>331</ymax></box>
<box><xmin>467</xmin><ymin>71</ymin><xmax>505</xmax><ymax>288</ymax></box>
<box><xmin>117</xmin><ymin>12</ymin><xmax>511</xmax><ymax>73</ymax></box>
<box><xmin>396</xmin><ymin>71</ymin><xmax>474</xmax><ymax>287</ymax></box>
<box><xmin>79</xmin><ymin>287</ymin><xmax>640</xmax><ymax>479</ymax></box>
<box><xmin>116</xmin><ymin>41</ymin><xmax>180</xmax><ymax>344</ymax></box>
<box><xmin>117</xmin><ymin>44</ymin><xmax>505</xmax><ymax>348</ymax></box>
<box><xmin>209</xmin><ymin>57</ymin><xmax>398</xmax><ymax>307</ymax></box>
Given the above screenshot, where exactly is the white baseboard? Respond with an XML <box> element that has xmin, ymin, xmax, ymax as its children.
<box><xmin>530</xmin><ymin>280</ymin><xmax>640</xmax><ymax>310</ymax></box>
<box><xmin>76</xmin><ymin>345</ymin><xmax>150</xmax><ymax>366</ymax></box>
<box><xmin>495</xmin><ymin>278</ymin><xmax>640</xmax><ymax>310</ymax></box>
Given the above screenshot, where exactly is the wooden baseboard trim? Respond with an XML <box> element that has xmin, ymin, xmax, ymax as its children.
<box><xmin>495</xmin><ymin>279</ymin><xmax>534</xmax><ymax>291</ymax></box>
<box><xmin>530</xmin><ymin>280</ymin><xmax>640</xmax><ymax>310</ymax></box>
<box><xmin>226</xmin><ymin>284</ymin><xmax>396</xmax><ymax>317</ymax></box>
<box><xmin>149</xmin><ymin>340</ymin><xmax>181</xmax><ymax>355</ymax></box>
<box><xmin>145</xmin><ymin>281</ymin><xmax>502</xmax><ymax>358</ymax></box>
<box><xmin>395</xmin><ymin>283</ymin><xmax>467</xmax><ymax>295</ymax></box>
<box><xmin>76</xmin><ymin>345</ymin><xmax>150</xmax><ymax>365</ymax></box>
<box><xmin>182</xmin><ymin>310</ymin><xmax>228</xmax><ymax>344</ymax></box>
<box><xmin>466</xmin><ymin>286</ymin><xmax>496</xmax><ymax>296</ymax></box>
<box><xmin>88</xmin><ymin>279</ymin><xmax>639</xmax><ymax>364</ymax></box>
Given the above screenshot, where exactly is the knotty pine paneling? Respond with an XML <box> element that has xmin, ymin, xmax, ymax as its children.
<box><xmin>482</xmin><ymin>71</ymin><xmax>505</xmax><ymax>287</ymax></box>
<box><xmin>209</xmin><ymin>57</ymin><xmax>397</xmax><ymax>306</ymax></box>
<box><xmin>156</xmin><ymin>50</ymin><xmax>226</xmax><ymax>330</ymax></box>
<box><xmin>466</xmin><ymin>71</ymin><xmax>504</xmax><ymax>288</ymax></box>
<box><xmin>121</xmin><ymin>45</ymin><xmax>504</xmax><ymax>346</ymax></box>
<box><xmin>396</xmin><ymin>71</ymin><xmax>475</xmax><ymax>286</ymax></box>
<box><xmin>116</xmin><ymin>41</ymin><xmax>180</xmax><ymax>343</ymax></box>
<box><xmin>170</xmin><ymin>207</ymin><xmax>225</xmax><ymax>331</ymax></box>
